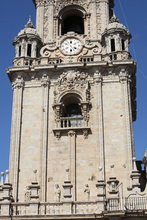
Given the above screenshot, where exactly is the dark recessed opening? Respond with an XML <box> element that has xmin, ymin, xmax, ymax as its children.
<box><xmin>61</xmin><ymin>94</ymin><xmax>82</xmax><ymax>117</ymax></box>
<box><xmin>19</xmin><ymin>45</ymin><xmax>21</xmax><ymax>57</ymax></box>
<box><xmin>111</xmin><ymin>38</ymin><xmax>115</xmax><ymax>52</ymax></box>
<box><xmin>27</xmin><ymin>44</ymin><xmax>32</xmax><ymax>57</ymax></box>
<box><xmin>122</xmin><ymin>39</ymin><xmax>125</xmax><ymax>50</ymax></box>
<box><xmin>62</xmin><ymin>15</ymin><xmax>84</xmax><ymax>35</ymax></box>
<box><xmin>65</xmin><ymin>103</ymin><xmax>81</xmax><ymax>117</ymax></box>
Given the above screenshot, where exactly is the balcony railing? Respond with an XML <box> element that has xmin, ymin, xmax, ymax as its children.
<box><xmin>3</xmin><ymin>197</ymin><xmax>147</xmax><ymax>217</ymax></box>
<box><xmin>60</xmin><ymin>116</ymin><xmax>84</xmax><ymax>128</ymax></box>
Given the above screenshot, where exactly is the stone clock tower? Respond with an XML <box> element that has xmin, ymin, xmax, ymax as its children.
<box><xmin>0</xmin><ymin>0</ymin><xmax>147</xmax><ymax>219</ymax></box>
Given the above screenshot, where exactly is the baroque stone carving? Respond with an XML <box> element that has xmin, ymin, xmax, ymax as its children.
<box><xmin>41</xmin><ymin>74</ymin><xmax>50</xmax><ymax>87</ymax></box>
<box><xmin>55</xmin><ymin>0</ymin><xmax>89</xmax><ymax>14</ymax></box>
<box><xmin>57</xmin><ymin>70</ymin><xmax>88</xmax><ymax>91</ymax></box>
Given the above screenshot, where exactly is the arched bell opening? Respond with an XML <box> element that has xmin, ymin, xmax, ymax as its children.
<box><xmin>59</xmin><ymin>7</ymin><xmax>85</xmax><ymax>35</ymax></box>
<box><xmin>60</xmin><ymin>93</ymin><xmax>83</xmax><ymax>128</ymax></box>
<box><xmin>62</xmin><ymin>15</ymin><xmax>84</xmax><ymax>35</ymax></box>
<box><xmin>61</xmin><ymin>94</ymin><xmax>82</xmax><ymax>117</ymax></box>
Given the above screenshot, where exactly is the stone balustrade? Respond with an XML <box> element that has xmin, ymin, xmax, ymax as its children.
<box><xmin>60</xmin><ymin>117</ymin><xmax>84</xmax><ymax>128</ymax></box>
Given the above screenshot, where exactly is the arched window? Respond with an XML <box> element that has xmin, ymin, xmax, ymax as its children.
<box><xmin>60</xmin><ymin>94</ymin><xmax>83</xmax><ymax>128</ymax></box>
<box><xmin>59</xmin><ymin>8</ymin><xmax>85</xmax><ymax>35</ymax></box>
<box><xmin>61</xmin><ymin>94</ymin><xmax>82</xmax><ymax>117</ymax></box>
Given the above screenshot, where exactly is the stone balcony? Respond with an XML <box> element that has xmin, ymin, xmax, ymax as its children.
<box><xmin>53</xmin><ymin>116</ymin><xmax>91</xmax><ymax>139</ymax></box>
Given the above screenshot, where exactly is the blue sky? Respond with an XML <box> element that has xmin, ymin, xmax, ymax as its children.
<box><xmin>0</xmin><ymin>0</ymin><xmax>147</xmax><ymax>172</ymax></box>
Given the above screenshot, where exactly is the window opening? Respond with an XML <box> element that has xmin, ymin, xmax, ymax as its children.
<box><xmin>121</xmin><ymin>39</ymin><xmax>125</xmax><ymax>50</ymax></box>
<box><xmin>27</xmin><ymin>44</ymin><xmax>32</xmax><ymax>57</ymax></box>
<box><xmin>111</xmin><ymin>39</ymin><xmax>115</xmax><ymax>52</ymax></box>
<box><xmin>19</xmin><ymin>46</ymin><xmax>21</xmax><ymax>57</ymax></box>
<box><xmin>64</xmin><ymin>103</ymin><xmax>81</xmax><ymax>117</ymax></box>
<box><xmin>36</xmin><ymin>47</ymin><xmax>39</xmax><ymax>57</ymax></box>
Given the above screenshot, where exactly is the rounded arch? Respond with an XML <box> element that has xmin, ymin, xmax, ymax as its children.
<box><xmin>57</xmin><ymin>90</ymin><xmax>83</xmax><ymax>104</ymax></box>
<box><xmin>58</xmin><ymin>92</ymin><xmax>83</xmax><ymax>117</ymax></box>
<box><xmin>58</xmin><ymin>5</ymin><xmax>86</xmax><ymax>35</ymax></box>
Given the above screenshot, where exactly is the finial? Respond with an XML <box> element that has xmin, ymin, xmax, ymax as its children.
<box><xmin>133</xmin><ymin>157</ymin><xmax>138</xmax><ymax>171</ymax></box>
<box><xmin>5</xmin><ymin>170</ymin><xmax>9</xmax><ymax>184</ymax></box>
<box><xmin>0</xmin><ymin>172</ymin><xmax>4</xmax><ymax>185</ymax></box>
<box><xmin>110</xmin><ymin>10</ymin><xmax>119</xmax><ymax>23</ymax></box>
<box><xmin>65</xmin><ymin>168</ymin><xmax>70</xmax><ymax>182</ymax></box>
<box><xmin>25</xmin><ymin>16</ymin><xmax>34</xmax><ymax>29</ymax></box>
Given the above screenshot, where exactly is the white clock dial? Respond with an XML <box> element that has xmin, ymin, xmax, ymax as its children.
<box><xmin>60</xmin><ymin>38</ymin><xmax>82</xmax><ymax>55</ymax></box>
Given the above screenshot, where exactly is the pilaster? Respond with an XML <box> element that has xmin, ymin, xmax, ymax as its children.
<box><xmin>9</xmin><ymin>75</ymin><xmax>24</xmax><ymax>202</ymax></box>
<box><xmin>119</xmin><ymin>69</ymin><xmax>134</xmax><ymax>189</ymax></box>
<box><xmin>36</xmin><ymin>2</ymin><xmax>45</xmax><ymax>40</ymax></box>
<box><xmin>68</xmin><ymin>131</ymin><xmax>76</xmax><ymax>201</ymax></box>
<box><xmin>94</xmin><ymin>71</ymin><xmax>106</xmax><ymax>190</ymax></box>
<box><xmin>40</xmin><ymin>74</ymin><xmax>50</xmax><ymax>202</ymax></box>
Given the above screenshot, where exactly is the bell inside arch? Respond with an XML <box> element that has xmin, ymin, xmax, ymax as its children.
<box><xmin>62</xmin><ymin>15</ymin><xmax>84</xmax><ymax>35</ymax></box>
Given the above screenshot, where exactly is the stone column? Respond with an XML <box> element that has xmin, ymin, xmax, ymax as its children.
<box><xmin>9</xmin><ymin>75</ymin><xmax>24</xmax><ymax>202</ymax></box>
<box><xmin>68</xmin><ymin>131</ymin><xmax>76</xmax><ymax>201</ymax></box>
<box><xmin>99</xmin><ymin>0</ymin><xmax>109</xmax><ymax>32</ymax></box>
<box><xmin>119</xmin><ymin>69</ymin><xmax>134</xmax><ymax>188</ymax></box>
<box><xmin>47</xmin><ymin>4</ymin><xmax>54</xmax><ymax>42</ymax></box>
<box><xmin>94</xmin><ymin>71</ymin><xmax>106</xmax><ymax>201</ymax></box>
<box><xmin>36</xmin><ymin>2</ymin><xmax>45</xmax><ymax>40</ymax></box>
<box><xmin>40</xmin><ymin>74</ymin><xmax>50</xmax><ymax>202</ymax></box>
<box><xmin>90</xmin><ymin>2</ymin><xmax>97</xmax><ymax>38</ymax></box>
<box><xmin>32</xmin><ymin>41</ymin><xmax>37</xmax><ymax>58</ymax></box>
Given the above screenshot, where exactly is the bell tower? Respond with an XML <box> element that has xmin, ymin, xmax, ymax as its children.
<box><xmin>2</xmin><ymin>0</ymin><xmax>146</xmax><ymax>218</ymax></box>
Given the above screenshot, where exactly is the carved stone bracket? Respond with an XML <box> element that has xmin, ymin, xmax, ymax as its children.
<box><xmin>41</xmin><ymin>74</ymin><xmax>50</xmax><ymax>87</ymax></box>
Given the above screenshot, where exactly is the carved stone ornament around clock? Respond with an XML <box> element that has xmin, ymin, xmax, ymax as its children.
<box><xmin>40</xmin><ymin>44</ymin><xmax>58</xmax><ymax>57</ymax></box>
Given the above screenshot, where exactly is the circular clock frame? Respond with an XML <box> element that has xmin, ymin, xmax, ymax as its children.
<box><xmin>60</xmin><ymin>37</ymin><xmax>83</xmax><ymax>56</ymax></box>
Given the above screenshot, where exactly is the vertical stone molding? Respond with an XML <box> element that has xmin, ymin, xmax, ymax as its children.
<box><xmin>68</xmin><ymin>131</ymin><xmax>76</xmax><ymax>201</ymax></box>
<box><xmin>40</xmin><ymin>74</ymin><xmax>50</xmax><ymax>202</ymax></box>
<box><xmin>10</xmin><ymin>75</ymin><xmax>24</xmax><ymax>202</ymax></box>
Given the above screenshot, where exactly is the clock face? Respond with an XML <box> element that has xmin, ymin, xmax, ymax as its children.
<box><xmin>60</xmin><ymin>38</ymin><xmax>82</xmax><ymax>55</ymax></box>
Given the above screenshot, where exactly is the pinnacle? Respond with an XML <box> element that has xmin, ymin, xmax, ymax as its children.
<box><xmin>110</xmin><ymin>10</ymin><xmax>119</xmax><ymax>23</ymax></box>
<box><xmin>25</xmin><ymin>16</ymin><xmax>34</xmax><ymax>29</ymax></box>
